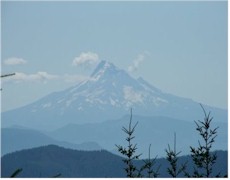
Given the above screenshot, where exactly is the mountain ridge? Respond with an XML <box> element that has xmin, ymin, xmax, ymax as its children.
<box><xmin>1</xmin><ymin>127</ymin><xmax>102</xmax><ymax>156</ymax></box>
<box><xmin>2</xmin><ymin>60</ymin><xmax>227</xmax><ymax>130</ymax></box>
<box><xmin>48</xmin><ymin>114</ymin><xmax>227</xmax><ymax>157</ymax></box>
<box><xmin>1</xmin><ymin>145</ymin><xmax>227</xmax><ymax>177</ymax></box>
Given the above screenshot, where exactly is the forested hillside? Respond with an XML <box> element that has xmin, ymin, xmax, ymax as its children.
<box><xmin>1</xmin><ymin>145</ymin><xmax>227</xmax><ymax>178</ymax></box>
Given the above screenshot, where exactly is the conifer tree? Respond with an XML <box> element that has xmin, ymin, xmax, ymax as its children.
<box><xmin>116</xmin><ymin>108</ymin><xmax>141</xmax><ymax>177</ymax></box>
<box><xmin>141</xmin><ymin>144</ymin><xmax>160</xmax><ymax>178</ymax></box>
<box><xmin>189</xmin><ymin>104</ymin><xmax>219</xmax><ymax>177</ymax></box>
<box><xmin>165</xmin><ymin>133</ymin><xmax>187</xmax><ymax>177</ymax></box>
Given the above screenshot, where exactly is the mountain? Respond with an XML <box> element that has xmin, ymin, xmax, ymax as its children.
<box><xmin>2</xmin><ymin>60</ymin><xmax>227</xmax><ymax>130</ymax></box>
<box><xmin>1</xmin><ymin>145</ymin><xmax>227</xmax><ymax>177</ymax></box>
<box><xmin>1</xmin><ymin>145</ymin><xmax>125</xmax><ymax>178</ymax></box>
<box><xmin>1</xmin><ymin>127</ymin><xmax>102</xmax><ymax>156</ymax></box>
<box><xmin>48</xmin><ymin>115</ymin><xmax>227</xmax><ymax>157</ymax></box>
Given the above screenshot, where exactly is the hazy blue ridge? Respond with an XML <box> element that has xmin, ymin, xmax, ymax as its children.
<box><xmin>2</xmin><ymin>114</ymin><xmax>227</xmax><ymax>158</ymax></box>
<box><xmin>1</xmin><ymin>127</ymin><xmax>102</xmax><ymax>156</ymax></box>
<box><xmin>49</xmin><ymin>115</ymin><xmax>227</xmax><ymax>157</ymax></box>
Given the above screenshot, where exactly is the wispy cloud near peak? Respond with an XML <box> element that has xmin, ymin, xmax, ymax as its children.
<box><xmin>128</xmin><ymin>52</ymin><xmax>150</xmax><ymax>73</ymax></box>
<box><xmin>72</xmin><ymin>52</ymin><xmax>99</xmax><ymax>67</ymax></box>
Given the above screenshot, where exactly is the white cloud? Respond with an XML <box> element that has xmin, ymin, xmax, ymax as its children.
<box><xmin>2</xmin><ymin>72</ymin><xmax>90</xmax><ymax>85</ymax></box>
<box><xmin>123</xmin><ymin>86</ymin><xmax>143</xmax><ymax>104</ymax></box>
<box><xmin>4</xmin><ymin>57</ymin><xmax>27</xmax><ymax>65</ymax></box>
<box><xmin>3</xmin><ymin>72</ymin><xmax>58</xmax><ymax>83</ymax></box>
<box><xmin>72</xmin><ymin>52</ymin><xmax>99</xmax><ymax>67</ymax></box>
<box><xmin>128</xmin><ymin>52</ymin><xmax>150</xmax><ymax>73</ymax></box>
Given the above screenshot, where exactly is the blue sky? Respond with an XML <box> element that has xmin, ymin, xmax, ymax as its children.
<box><xmin>1</xmin><ymin>1</ymin><xmax>227</xmax><ymax>111</ymax></box>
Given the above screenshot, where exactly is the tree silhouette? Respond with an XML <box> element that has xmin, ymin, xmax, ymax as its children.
<box><xmin>0</xmin><ymin>73</ymin><xmax>15</xmax><ymax>91</ymax></box>
<box><xmin>165</xmin><ymin>133</ymin><xmax>187</xmax><ymax>177</ymax></box>
<box><xmin>0</xmin><ymin>73</ymin><xmax>16</xmax><ymax>78</ymax></box>
<box><xmin>141</xmin><ymin>144</ymin><xmax>160</xmax><ymax>178</ymax></box>
<box><xmin>116</xmin><ymin>108</ymin><xmax>141</xmax><ymax>177</ymax></box>
<box><xmin>188</xmin><ymin>104</ymin><xmax>219</xmax><ymax>177</ymax></box>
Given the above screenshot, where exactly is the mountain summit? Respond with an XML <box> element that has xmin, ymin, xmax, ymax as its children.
<box><xmin>90</xmin><ymin>60</ymin><xmax>120</xmax><ymax>78</ymax></box>
<box><xmin>2</xmin><ymin>60</ymin><xmax>227</xmax><ymax>130</ymax></box>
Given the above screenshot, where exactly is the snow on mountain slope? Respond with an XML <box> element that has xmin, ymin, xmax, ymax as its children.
<box><xmin>2</xmin><ymin>60</ymin><xmax>227</xmax><ymax>130</ymax></box>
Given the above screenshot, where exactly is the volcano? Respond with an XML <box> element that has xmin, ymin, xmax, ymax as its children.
<box><xmin>2</xmin><ymin>60</ymin><xmax>227</xmax><ymax>130</ymax></box>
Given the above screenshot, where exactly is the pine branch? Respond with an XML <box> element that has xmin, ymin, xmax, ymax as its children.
<box><xmin>10</xmin><ymin>168</ymin><xmax>23</xmax><ymax>178</ymax></box>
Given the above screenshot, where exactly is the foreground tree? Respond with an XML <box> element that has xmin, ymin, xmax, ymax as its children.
<box><xmin>188</xmin><ymin>104</ymin><xmax>219</xmax><ymax>177</ymax></box>
<box><xmin>141</xmin><ymin>144</ymin><xmax>160</xmax><ymax>177</ymax></box>
<box><xmin>116</xmin><ymin>108</ymin><xmax>141</xmax><ymax>177</ymax></box>
<box><xmin>116</xmin><ymin>109</ymin><xmax>160</xmax><ymax>178</ymax></box>
<box><xmin>165</xmin><ymin>133</ymin><xmax>187</xmax><ymax>177</ymax></box>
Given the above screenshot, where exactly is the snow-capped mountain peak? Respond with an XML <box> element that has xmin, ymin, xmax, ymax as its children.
<box><xmin>2</xmin><ymin>60</ymin><xmax>227</xmax><ymax>130</ymax></box>
<box><xmin>90</xmin><ymin>60</ymin><xmax>121</xmax><ymax>81</ymax></box>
